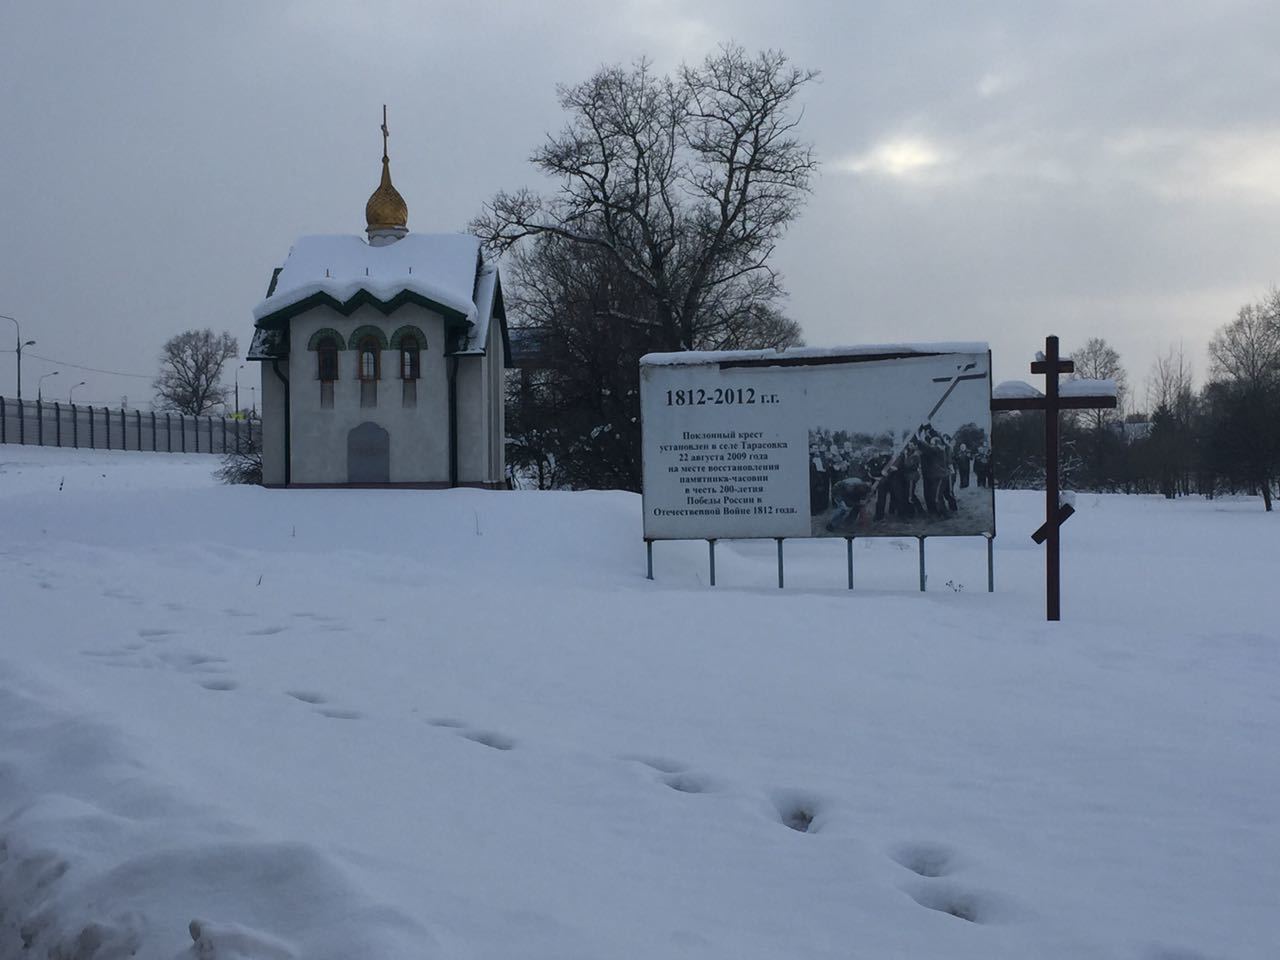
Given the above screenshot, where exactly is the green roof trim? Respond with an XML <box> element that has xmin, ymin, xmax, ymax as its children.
<box><xmin>350</xmin><ymin>325</ymin><xmax>389</xmax><ymax>350</ymax></box>
<box><xmin>306</xmin><ymin>327</ymin><xmax>347</xmax><ymax>350</ymax></box>
<box><xmin>389</xmin><ymin>324</ymin><xmax>428</xmax><ymax>351</ymax></box>
<box><xmin>255</xmin><ymin>288</ymin><xmax>473</xmax><ymax>332</ymax></box>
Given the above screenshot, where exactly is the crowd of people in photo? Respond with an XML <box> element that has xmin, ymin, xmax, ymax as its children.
<box><xmin>809</xmin><ymin>424</ymin><xmax>991</xmax><ymax>533</ymax></box>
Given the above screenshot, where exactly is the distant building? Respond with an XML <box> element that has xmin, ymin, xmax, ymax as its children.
<box><xmin>1112</xmin><ymin>418</ymin><xmax>1153</xmax><ymax>443</ymax></box>
<box><xmin>248</xmin><ymin>111</ymin><xmax>509</xmax><ymax>487</ymax></box>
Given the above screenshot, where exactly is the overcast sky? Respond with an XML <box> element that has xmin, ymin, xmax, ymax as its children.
<box><xmin>1</xmin><ymin>0</ymin><xmax>1277</xmax><ymax>409</ymax></box>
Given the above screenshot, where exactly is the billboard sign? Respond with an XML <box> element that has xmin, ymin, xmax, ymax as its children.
<box><xmin>640</xmin><ymin>345</ymin><xmax>993</xmax><ymax>541</ymax></box>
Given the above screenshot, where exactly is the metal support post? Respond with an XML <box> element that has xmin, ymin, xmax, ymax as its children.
<box><xmin>645</xmin><ymin>540</ymin><xmax>654</xmax><ymax>580</ymax></box>
<box><xmin>986</xmin><ymin>535</ymin><xmax>994</xmax><ymax>593</ymax></box>
<box><xmin>846</xmin><ymin>537</ymin><xmax>854</xmax><ymax>590</ymax></box>
<box><xmin>918</xmin><ymin>536</ymin><xmax>926</xmax><ymax>592</ymax></box>
<box><xmin>17</xmin><ymin>399</ymin><xmax>24</xmax><ymax>444</ymax></box>
<box><xmin>135</xmin><ymin>410</ymin><xmax>142</xmax><ymax>451</ymax></box>
<box><xmin>119</xmin><ymin>408</ymin><xmax>126</xmax><ymax>449</ymax></box>
<box><xmin>55</xmin><ymin>402</ymin><xmax>61</xmax><ymax>446</ymax></box>
<box><xmin>104</xmin><ymin>407</ymin><xmax>110</xmax><ymax>448</ymax></box>
<box><xmin>36</xmin><ymin>399</ymin><xmax>43</xmax><ymax>445</ymax></box>
<box><xmin>0</xmin><ymin>396</ymin><xmax>5</xmax><ymax>444</ymax></box>
<box><xmin>776</xmin><ymin>538</ymin><xmax>785</xmax><ymax>589</ymax></box>
<box><xmin>708</xmin><ymin>539</ymin><xmax>717</xmax><ymax>587</ymax></box>
<box><xmin>151</xmin><ymin>411</ymin><xmax>157</xmax><ymax>451</ymax></box>
<box><xmin>72</xmin><ymin>404</ymin><xmax>78</xmax><ymax>448</ymax></box>
<box><xmin>89</xmin><ymin>406</ymin><xmax>95</xmax><ymax>448</ymax></box>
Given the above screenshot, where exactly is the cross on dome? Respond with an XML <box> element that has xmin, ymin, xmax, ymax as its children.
<box><xmin>365</xmin><ymin>104</ymin><xmax>408</xmax><ymax>245</ymax></box>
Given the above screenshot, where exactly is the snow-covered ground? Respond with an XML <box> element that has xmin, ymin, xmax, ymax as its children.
<box><xmin>1</xmin><ymin>446</ymin><xmax>1276</xmax><ymax>960</ymax></box>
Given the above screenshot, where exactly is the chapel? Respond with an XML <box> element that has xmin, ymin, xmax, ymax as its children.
<box><xmin>247</xmin><ymin>110</ymin><xmax>509</xmax><ymax>488</ymax></box>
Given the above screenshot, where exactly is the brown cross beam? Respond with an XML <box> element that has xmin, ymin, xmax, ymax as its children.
<box><xmin>989</xmin><ymin>335</ymin><xmax>1116</xmax><ymax>621</ymax></box>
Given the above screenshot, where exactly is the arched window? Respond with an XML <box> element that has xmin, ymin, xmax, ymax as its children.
<box><xmin>358</xmin><ymin>337</ymin><xmax>380</xmax><ymax>381</ymax></box>
<box><xmin>317</xmin><ymin>337</ymin><xmax>339</xmax><ymax>382</ymax></box>
<box><xmin>400</xmin><ymin>342</ymin><xmax>420</xmax><ymax>380</ymax></box>
<box><xmin>357</xmin><ymin>336</ymin><xmax>380</xmax><ymax>408</ymax></box>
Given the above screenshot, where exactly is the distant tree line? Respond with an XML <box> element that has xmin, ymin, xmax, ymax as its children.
<box><xmin>994</xmin><ymin>290</ymin><xmax>1280</xmax><ymax>511</ymax></box>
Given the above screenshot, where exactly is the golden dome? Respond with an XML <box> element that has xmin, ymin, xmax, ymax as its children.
<box><xmin>365</xmin><ymin>157</ymin><xmax>408</xmax><ymax>231</ymax></box>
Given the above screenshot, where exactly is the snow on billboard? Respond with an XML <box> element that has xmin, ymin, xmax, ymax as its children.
<box><xmin>640</xmin><ymin>345</ymin><xmax>994</xmax><ymax>541</ymax></box>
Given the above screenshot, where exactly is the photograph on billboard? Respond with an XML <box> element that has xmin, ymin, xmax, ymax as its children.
<box><xmin>640</xmin><ymin>345</ymin><xmax>993</xmax><ymax>541</ymax></box>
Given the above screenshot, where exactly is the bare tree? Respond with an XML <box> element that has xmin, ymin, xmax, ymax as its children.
<box><xmin>1069</xmin><ymin>337</ymin><xmax>1128</xmax><ymax>429</ymax></box>
<box><xmin>1205</xmin><ymin>292</ymin><xmax>1280</xmax><ymax>510</ymax></box>
<box><xmin>1142</xmin><ymin>345</ymin><xmax>1199</xmax><ymax>498</ymax></box>
<box><xmin>1147</xmin><ymin>344</ymin><xmax>1195</xmax><ymax>417</ymax></box>
<box><xmin>154</xmin><ymin>329</ymin><xmax>239</xmax><ymax>415</ymax></box>
<box><xmin>503</xmin><ymin>230</ymin><xmax>802</xmax><ymax>490</ymax></box>
<box><xmin>1209</xmin><ymin>295</ymin><xmax>1280</xmax><ymax>391</ymax></box>
<box><xmin>473</xmin><ymin>45</ymin><xmax>818</xmax><ymax>353</ymax></box>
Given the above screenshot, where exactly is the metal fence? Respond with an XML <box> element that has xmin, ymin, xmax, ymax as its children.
<box><xmin>0</xmin><ymin>396</ymin><xmax>259</xmax><ymax>455</ymax></box>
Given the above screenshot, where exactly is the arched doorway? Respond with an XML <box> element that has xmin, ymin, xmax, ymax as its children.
<box><xmin>347</xmin><ymin>422</ymin><xmax>390</xmax><ymax>482</ymax></box>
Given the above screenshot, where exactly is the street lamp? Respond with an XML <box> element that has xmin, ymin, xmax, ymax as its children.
<box><xmin>1</xmin><ymin>314</ymin><xmax>35</xmax><ymax>400</ymax></box>
<box><xmin>235</xmin><ymin>363</ymin><xmax>245</xmax><ymax>414</ymax></box>
<box><xmin>250</xmin><ymin>384</ymin><xmax>257</xmax><ymax>417</ymax></box>
<box><xmin>37</xmin><ymin>370</ymin><xmax>59</xmax><ymax>401</ymax></box>
<box><xmin>69</xmin><ymin>380</ymin><xmax>86</xmax><ymax>403</ymax></box>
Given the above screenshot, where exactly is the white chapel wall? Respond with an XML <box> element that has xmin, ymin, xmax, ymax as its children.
<box><xmin>260</xmin><ymin>365</ymin><xmax>287</xmax><ymax>485</ymax></box>
<box><xmin>287</xmin><ymin>304</ymin><xmax>450</xmax><ymax>484</ymax></box>
<box><xmin>454</xmin><ymin>358</ymin><xmax>486</xmax><ymax>483</ymax></box>
<box><xmin>490</xmin><ymin>318</ymin><xmax>506</xmax><ymax>485</ymax></box>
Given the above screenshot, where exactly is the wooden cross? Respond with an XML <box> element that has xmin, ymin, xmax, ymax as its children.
<box><xmin>381</xmin><ymin>104</ymin><xmax>390</xmax><ymax>161</ymax></box>
<box><xmin>990</xmin><ymin>335</ymin><xmax>1117</xmax><ymax>621</ymax></box>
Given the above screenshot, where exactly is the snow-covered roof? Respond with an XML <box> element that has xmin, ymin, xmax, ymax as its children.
<box><xmin>1062</xmin><ymin>378</ymin><xmax>1118</xmax><ymax>398</ymax></box>
<box><xmin>457</xmin><ymin>262</ymin><xmax>499</xmax><ymax>355</ymax></box>
<box><xmin>252</xmin><ymin>234</ymin><xmax>482</xmax><ymax>326</ymax></box>
<box><xmin>993</xmin><ymin>380</ymin><xmax>1044</xmax><ymax>400</ymax></box>
<box><xmin>250</xmin><ymin>233</ymin><xmax>509</xmax><ymax>363</ymax></box>
<box><xmin>640</xmin><ymin>342</ymin><xmax>989</xmax><ymax>367</ymax></box>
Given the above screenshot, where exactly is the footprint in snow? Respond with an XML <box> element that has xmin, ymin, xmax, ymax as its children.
<box><xmin>426</xmin><ymin>717</ymin><xmax>467</xmax><ymax>728</ymax></box>
<box><xmin>621</xmin><ymin>754</ymin><xmax>686</xmax><ymax>774</ymax></box>
<box><xmin>137</xmin><ymin>628</ymin><xmax>177</xmax><ymax>641</ymax></box>
<box><xmin>318</xmin><ymin>708</ymin><xmax>362</xmax><ymax>720</ymax></box>
<box><xmin>247</xmin><ymin>625</ymin><xmax>286</xmax><ymax>636</ymax></box>
<box><xmin>663</xmin><ymin>772</ymin><xmax>715</xmax><ymax>794</ymax></box>
<box><xmin>459</xmin><ymin>730</ymin><xmax>514</xmax><ymax>751</ymax></box>
<box><xmin>165</xmin><ymin>651</ymin><xmax>227</xmax><ymax>671</ymax></box>
<box><xmin>286</xmin><ymin>690</ymin><xmax>328</xmax><ymax>705</ymax></box>
<box><xmin>771</xmin><ymin>790</ymin><xmax>823</xmax><ymax>833</ymax></box>
<box><xmin>623</xmin><ymin>757</ymin><xmax>719</xmax><ymax>796</ymax></box>
<box><xmin>199</xmin><ymin>679</ymin><xmax>238</xmax><ymax>692</ymax></box>
<box><xmin>902</xmin><ymin>880</ymin><xmax>1022</xmax><ymax>925</ymax></box>
<box><xmin>890</xmin><ymin>841</ymin><xmax>958</xmax><ymax>878</ymax></box>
